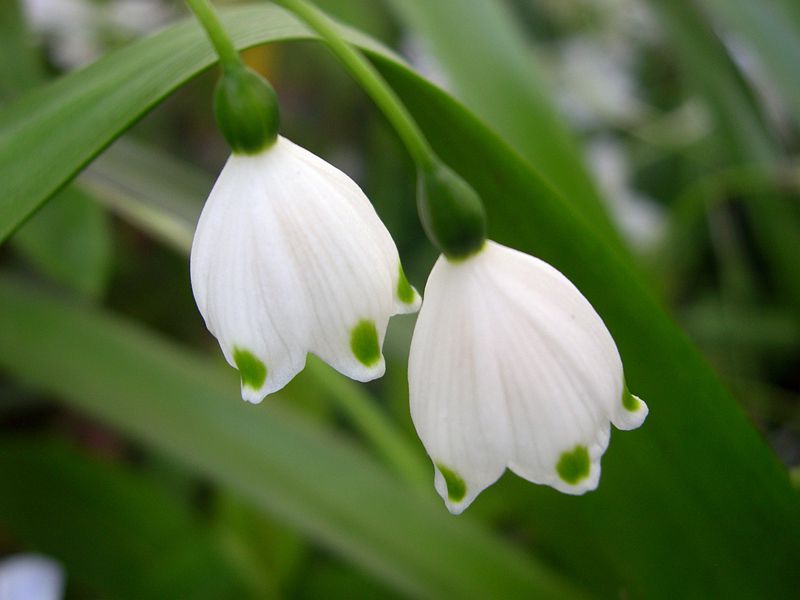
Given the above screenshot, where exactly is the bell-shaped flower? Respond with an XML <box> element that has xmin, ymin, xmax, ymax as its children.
<box><xmin>191</xmin><ymin>136</ymin><xmax>420</xmax><ymax>403</ymax></box>
<box><xmin>409</xmin><ymin>241</ymin><xmax>647</xmax><ymax>514</ymax></box>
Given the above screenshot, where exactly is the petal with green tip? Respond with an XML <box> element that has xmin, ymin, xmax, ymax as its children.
<box><xmin>190</xmin><ymin>136</ymin><xmax>418</xmax><ymax>403</ymax></box>
<box><xmin>408</xmin><ymin>241</ymin><xmax>647</xmax><ymax>513</ymax></box>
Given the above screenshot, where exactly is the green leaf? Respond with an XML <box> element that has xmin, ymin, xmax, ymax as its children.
<box><xmin>0</xmin><ymin>276</ymin><xmax>585</xmax><ymax>600</ymax></box>
<box><xmin>1</xmin><ymin>0</ymin><xmax>112</xmax><ymax>298</ymax></box>
<box><xmin>78</xmin><ymin>138</ymin><xmax>209</xmax><ymax>253</ymax></box>
<box><xmin>0</xmin><ymin>0</ymin><xmax>41</xmax><ymax>96</ymax></box>
<box><xmin>377</xmin><ymin>59</ymin><xmax>800</xmax><ymax>598</ymax></box>
<box><xmin>651</xmin><ymin>0</ymin><xmax>774</xmax><ymax>162</ymax></box>
<box><xmin>10</xmin><ymin>187</ymin><xmax>112</xmax><ymax>298</ymax></box>
<box><xmin>215</xmin><ymin>492</ymin><xmax>306</xmax><ymax>598</ymax></box>
<box><xmin>0</xmin><ymin>5</ymin><xmax>391</xmax><ymax>243</ymax></box>
<box><xmin>0</xmin><ymin>439</ymin><xmax>253</xmax><ymax>599</ymax></box>
<box><xmin>382</xmin><ymin>0</ymin><xmax>623</xmax><ymax>248</ymax></box>
<box><xmin>651</xmin><ymin>0</ymin><xmax>800</xmax><ymax>317</ymax></box>
<box><xmin>0</xmin><ymin>4</ymin><xmax>798</xmax><ymax>597</ymax></box>
<box><xmin>697</xmin><ymin>0</ymin><xmax>800</xmax><ymax>126</ymax></box>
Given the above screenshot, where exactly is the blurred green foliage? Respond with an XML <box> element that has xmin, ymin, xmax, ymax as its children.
<box><xmin>1</xmin><ymin>0</ymin><xmax>800</xmax><ymax>598</ymax></box>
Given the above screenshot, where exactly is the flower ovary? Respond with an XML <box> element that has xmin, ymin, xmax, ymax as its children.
<box><xmin>214</xmin><ymin>65</ymin><xmax>280</xmax><ymax>154</ymax></box>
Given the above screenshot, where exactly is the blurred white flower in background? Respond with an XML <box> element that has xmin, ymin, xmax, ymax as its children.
<box><xmin>538</xmin><ymin>0</ymin><xmax>660</xmax><ymax>44</ymax></box>
<box><xmin>22</xmin><ymin>0</ymin><xmax>173</xmax><ymax>69</ymax></box>
<box><xmin>534</xmin><ymin>0</ymin><xmax>671</xmax><ymax>248</ymax></box>
<box><xmin>724</xmin><ymin>35</ymin><xmax>794</xmax><ymax>139</ymax></box>
<box><xmin>588</xmin><ymin>0</ymin><xmax>660</xmax><ymax>43</ymax></box>
<box><xmin>553</xmin><ymin>36</ymin><xmax>647</xmax><ymax>130</ymax></box>
<box><xmin>105</xmin><ymin>0</ymin><xmax>173</xmax><ymax>34</ymax></box>
<box><xmin>400</xmin><ymin>33</ymin><xmax>451</xmax><ymax>92</ymax></box>
<box><xmin>586</xmin><ymin>137</ymin><xmax>665</xmax><ymax>249</ymax></box>
<box><xmin>0</xmin><ymin>554</ymin><xmax>64</xmax><ymax>600</ymax></box>
<box><xmin>22</xmin><ymin>0</ymin><xmax>96</xmax><ymax>68</ymax></box>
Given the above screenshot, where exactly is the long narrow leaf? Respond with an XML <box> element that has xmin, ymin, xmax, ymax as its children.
<box><xmin>698</xmin><ymin>0</ymin><xmax>800</xmax><ymax>125</ymax></box>
<box><xmin>381</xmin><ymin>0</ymin><xmax>622</xmax><ymax>247</ymax></box>
<box><xmin>0</xmin><ymin>276</ymin><xmax>585</xmax><ymax>600</ymax></box>
<box><xmin>1</xmin><ymin>0</ymin><xmax>112</xmax><ymax>297</ymax></box>
<box><xmin>0</xmin><ymin>440</ymin><xmax>252</xmax><ymax>599</ymax></box>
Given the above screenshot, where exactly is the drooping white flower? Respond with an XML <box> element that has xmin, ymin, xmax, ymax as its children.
<box><xmin>191</xmin><ymin>136</ymin><xmax>420</xmax><ymax>403</ymax></box>
<box><xmin>0</xmin><ymin>554</ymin><xmax>64</xmax><ymax>600</ymax></box>
<box><xmin>409</xmin><ymin>241</ymin><xmax>647</xmax><ymax>514</ymax></box>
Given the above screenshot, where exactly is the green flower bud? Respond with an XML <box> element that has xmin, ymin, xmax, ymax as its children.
<box><xmin>214</xmin><ymin>65</ymin><xmax>280</xmax><ymax>154</ymax></box>
<box><xmin>417</xmin><ymin>163</ymin><xmax>487</xmax><ymax>259</ymax></box>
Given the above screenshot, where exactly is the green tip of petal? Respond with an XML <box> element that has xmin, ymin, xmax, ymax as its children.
<box><xmin>397</xmin><ymin>264</ymin><xmax>416</xmax><ymax>304</ymax></box>
<box><xmin>233</xmin><ymin>348</ymin><xmax>267</xmax><ymax>390</ymax></box>
<box><xmin>622</xmin><ymin>386</ymin><xmax>642</xmax><ymax>412</ymax></box>
<box><xmin>437</xmin><ymin>463</ymin><xmax>466</xmax><ymax>502</ymax></box>
<box><xmin>557</xmin><ymin>445</ymin><xmax>591</xmax><ymax>485</ymax></box>
<box><xmin>350</xmin><ymin>320</ymin><xmax>381</xmax><ymax>367</ymax></box>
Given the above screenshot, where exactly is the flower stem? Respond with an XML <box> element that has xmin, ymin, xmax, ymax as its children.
<box><xmin>272</xmin><ymin>0</ymin><xmax>438</xmax><ymax>172</ymax></box>
<box><xmin>306</xmin><ymin>358</ymin><xmax>429</xmax><ymax>490</ymax></box>
<box><xmin>185</xmin><ymin>0</ymin><xmax>242</xmax><ymax>71</ymax></box>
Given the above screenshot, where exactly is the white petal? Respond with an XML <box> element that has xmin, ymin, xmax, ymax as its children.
<box><xmin>279</xmin><ymin>138</ymin><xmax>422</xmax><ymax>316</ymax></box>
<box><xmin>409</xmin><ymin>241</ymin><xmax>646</xmax><ymax>512</ymax></box>
<box><xmin>0</xmin><ymin>554</ymin><xmax>64</xmax><ymax>600</ymax></box>
<box><xmin>191</xmin><ymin>152</ymin><xmax>310</xmax><ymax>402</ymax></box>
<box><xmin>191</xmin><ymin>137</ymin><xmax>418</xmax><ymax>402</ymax></box>
<box><xmin>614</xmin><ymin>390</ymin><xmax>649</xmax><ymax>430</ymax></box>
<box><xmin>409</xmin><ymin>253</ymin><xmax>511</xmax><ymax>514</ymax></box>
<box><xmin>263</xmin><ymin>139</ymin><xmax>390</xmax><ymax>381</ymax></box>
<box><xmin>482</xmin><ymin>242</ymin><xmax>621</xmax><ymax>494</ymax></box>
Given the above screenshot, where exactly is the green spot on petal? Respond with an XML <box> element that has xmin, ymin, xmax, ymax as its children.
<box><xmin>350</xmin><ymin>320</ymin><xmax>381</xmax><ymax>367</ymax></box>
<box><xmin>397</xmin><ymin>264</ymin><xmax>416</xmax><ymax>304</ymax></box>
<box><xmin>556</xmin><ymin>445</ymin><xmax>591</xmax><ymax>485</ymax></box>
<box><xmin>233</xmin><ymin>348</ymin><xmax>267</xmax><ymax>390</ymax></box>
<box><xmin>437</xmin><ymin>463</ymin><xmax>466</xmax><ymax>502</ymax></box>
<box><xmin>622</xmin><ymin>387</ymin><xmax>641</xmax><ymax>412</ymax></box>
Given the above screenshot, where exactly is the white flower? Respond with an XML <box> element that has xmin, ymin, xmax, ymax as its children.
<box><xmin>22</xmin><ymin>0</ymin><xmax>173</xmax><ymax>69</ymax></box>
<box><xmin>0</xmin><ymin>554</ymin><xmax>64</xmax><ymax>600</ymax></box>
<box><xmin>408</xmin><ymin>241</ymin><xmax>647</xmax><ymax>514</ymax></box>
<box><xmin>23</xmin><ymin>0</ymin><xmax>99</xmax><ymax>68</ymax></box>
<box><xmin>554</xmin><ymin>37</ymin><xmax>646</xmax><ymax>129</ymax></box>
<box><xmin>586</xmin><ymin>137</ymin><xmax>665</xmax><ymax>249</ymax></box>
<box><xmin>191</xmin><ymin>136</ymin><xmax>420</xmax><ymax>403</ymax></box>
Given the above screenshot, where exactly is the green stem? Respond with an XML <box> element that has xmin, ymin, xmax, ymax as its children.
<box><xmin>273</xmin><ymin>0</ymin><xmax>438</xmax><ymax>172</ymax></box>
<box><xmin>185</xmin><ymin>0</ymin><xmax>242</xmax><ymax>70</ymax></box>
<box><xmin>306</xmin><ymin>359</ymin><xmax>429</xmax><ymax>490</ymax></box>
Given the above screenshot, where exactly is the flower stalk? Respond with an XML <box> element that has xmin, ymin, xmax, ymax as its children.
<box><xmin>272</xmin><ymin>0</ymin><xmax>436</xmax><ymax>171</ymax></box>
<box><xmin>185</xmin><ymin>0</ymin><xmax>241</xmax><ymax>70</ymax></box>
<box><xmin>272</xmin><ymin>0</ymin><xmax>487</xmax><ymax>260</ymax></box>
<box><xmin>186</xmin><ymin>0</ymin><xmax>280</xmax><ymax>153</ymax></box>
